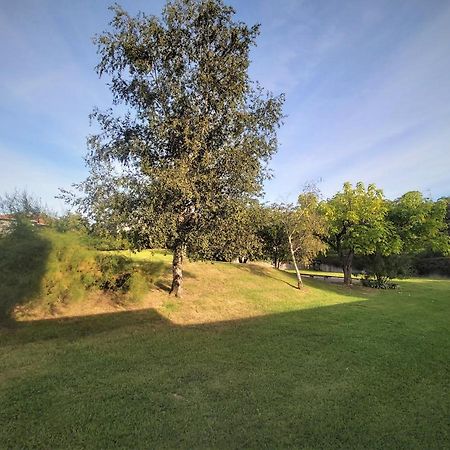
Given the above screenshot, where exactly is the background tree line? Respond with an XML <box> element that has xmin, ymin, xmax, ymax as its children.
<box><xmin>2</xmin><ymin>180</ymin><xmax>449</xmax><ymax>291</ymax></box>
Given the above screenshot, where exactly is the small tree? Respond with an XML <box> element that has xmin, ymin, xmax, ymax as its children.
<box><xmin>0</xmin><ymin>189</ymin><xmax>47</xmax><ymax>217</ymax></box>
<box><xmin>277</xmin><ymin>188</ymin><xmax>327</xmax><ymax>289</ymax></box>
<box><xmin>64</xmin><ymin>0</ymin><xmax>284</xmax><ymax>296</ymax></box>
<box><xmin>321</xmin><ymin>182</ymin><xmax>389</xmax><ymax>286</ymax></box>
<box><xmin>0</xmin><ymin>189</ymin><xmax>53</xmax><ymax>234</ymax></box>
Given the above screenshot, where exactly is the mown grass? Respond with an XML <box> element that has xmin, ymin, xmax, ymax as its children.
<box><xmin>1</xmin><ymin>243</ymin><xmax>449</xmax><ymax>448</ymax></box>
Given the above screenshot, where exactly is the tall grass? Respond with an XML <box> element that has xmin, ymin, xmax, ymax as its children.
<box><xmin>0</xmin><ymin>226</ymin><xmax>164</xmax><ymax>321</ymax></box>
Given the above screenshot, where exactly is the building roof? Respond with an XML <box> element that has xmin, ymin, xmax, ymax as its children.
<box><xmin>0</xmin><ymin>214</ymin><xmax>15</xmax><ymax>221</ymax></box>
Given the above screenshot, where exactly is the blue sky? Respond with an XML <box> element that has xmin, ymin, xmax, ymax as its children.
<box><xmin>1</xmin><ymin>0</ymin><xmax>449</xmax><ymax>212</ymax></box>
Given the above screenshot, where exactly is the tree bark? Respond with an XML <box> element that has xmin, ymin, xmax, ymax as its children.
<box><xmin>341</xmin><ymin>251</ymin><xmax>354</xmax><ymax>286</ymax></box>
<box><xmin>170</xmin><ymin>244</ymin><xmax>183</xmax><ymax>297</ymax></box>
<box><xmin>288</xmin><ymin>235</ymin><xmax>303</xmax><ymax>289</ymax></box>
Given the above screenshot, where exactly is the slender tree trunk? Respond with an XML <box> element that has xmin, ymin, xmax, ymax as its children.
<box><xmin>170</xmin><ymin>244</ymin><xmax>183</xmax><ymax>297</ymax></box>
<box><xmin>341</xmin><ymin>251</ymin><xmax>354</xmax><ymax>286</ymax></box>
<box><xmin>288</xmin><ymin>235</ymin><xmax>303</xmax><ymax>289</ymax></box>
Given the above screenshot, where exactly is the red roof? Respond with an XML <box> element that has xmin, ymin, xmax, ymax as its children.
<box><xmin>0</xmin><ymin>214</ymin><xmax>15</xmax><ymax>220</ymax></box>
<box><xmin>0</xmin><ymin>214</ymin><xmax>47</xmax><ymax>225</ymax></box>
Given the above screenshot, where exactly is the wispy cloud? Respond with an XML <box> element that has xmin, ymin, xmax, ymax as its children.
<box><xmin>263</xmin><ymin>0</ymin><xmax>450</xmax><ymax>201</ymax></box>
<box><xmin>1</xmin><ymin>0</ymin><xmax>449</xmax><ymax>210</ymax></box>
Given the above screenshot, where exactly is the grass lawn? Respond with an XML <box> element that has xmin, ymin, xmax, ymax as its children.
<box><xmin>1</xmin><ymin>250</ymin><xmax>449</xmax><ymax>448</ymax></box>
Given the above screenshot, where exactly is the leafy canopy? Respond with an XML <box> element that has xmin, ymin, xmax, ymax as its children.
<box><xmin>68</xmin><ymin>0</ymin><xmax>284</xmax><ymax>257</ymax></box>
<box><xmin>389</xmin><ymin>191</ymin><xmax>449</xmax><ymax>255</ymax></box>
<box><xmin>321</xmin><ymin>182</ymin><xmax>395</xmax><ymax>257</ymax></box>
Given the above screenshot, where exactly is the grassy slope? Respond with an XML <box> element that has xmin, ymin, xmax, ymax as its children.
<box><xmin>1</xmin><ymin>248</ymin><xmax>450</xmax><ymax>448</ymax></box>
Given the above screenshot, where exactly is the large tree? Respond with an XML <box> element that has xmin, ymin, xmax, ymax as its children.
<box><xmin>65</xmin><ymin>0</ymin><xmax>284</xmax><ymax>296</ymax></box>
<box><xmin>321</xmin><ymin>182</ymin><xmax>390</xmax><ymax>286</ymax></box>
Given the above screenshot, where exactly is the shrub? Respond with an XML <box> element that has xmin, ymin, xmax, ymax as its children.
<box><xmin>127</xmin><ymin>272</ymin><xmax>149</xmax><ymax>302</ymax></box>
<box><xmin>414</xmin><ymin>256</ymin><xmax>450</xmax><ymax>277</ymax></box>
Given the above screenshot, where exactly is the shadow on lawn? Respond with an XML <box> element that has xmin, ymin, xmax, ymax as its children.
<box><xmin>1</xmin><ymin>273</ymin><xmax>448</xmax><ymax>449</ymax></box>
<box><xmin>238</xmin><ymin>263</ymin><xmax>299</xmax><ymax>289</ymax></box>
<box><xmin>0</xmin><ymin>277</ymin><xmax>377</xmax><ymax>345</ymax></box>
<box><xmin>236</xmin><ymin>263</ymin><xmax>365</xmax><ymax>300</ymax></box>
<box><xmin>0</xmin><ymin>225</ymin><xmax>51</xmax><ymax>324</ymax></box>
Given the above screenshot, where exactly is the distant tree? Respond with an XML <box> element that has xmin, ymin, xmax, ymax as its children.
<box><xmin>277</xmin><ymin>187</ymin><xmax>327</xmax><ymax>289</ymax></box>
<box><xmin>389</xmin><ymin>192</ymin><xmax>449</xmax><ymax>254</ymax></box>
<box><xmin>357</xmin><ymin>192</ymin><xmax>448</xmax><ymax>287</ymax></box>
<box><xmin>321</xmin><ymin>182</ymin><xmax>390</xmax><ymax>286</ymax></box>
<box><xmin>193</xmin><ymin>200</ymin><xmax>263</xmax><ymax>262</ymax></box>
<box><xmin>55</xmin><ymin>213</ymin><xmax>88</xmax><ymax>233</ymax></box>
<box><xmin>0</xmin><ymin>189</ymin><xmax>47</xmax><ymax>217</ymax></box>
<box><xmin>444</xmin><ymin>197</ymin><xmax>450</xmax><ymax>236</ymax></box>
<box><xmin>258</xmin><ymin>205</ymin><xmax>289</xmax><ymax>269</ymax></box>
<box><xmin>63</xmin><ymin>1</ymin><xmax>284</xmax><ymax>297</ymax></box>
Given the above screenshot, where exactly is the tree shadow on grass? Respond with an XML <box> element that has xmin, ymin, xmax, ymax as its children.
<box><xmin>236</xmin><ymin>263</ymin><xmax>299</xmax><ymax>288</ymax></box>
<box><xmin>0</xmin><ymin>225</ymin><xmax>51</xmax><ymax>324</ymax></box>
<box><xmin>236</xmin><ymin>263</ymin><xmax>365</xmax><ymax>299</ymax></box>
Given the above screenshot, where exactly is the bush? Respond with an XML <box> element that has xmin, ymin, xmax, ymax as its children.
<box><xmin>95</xmin><ymin>254</ymin><xmax>133</xmax><ymax>290</ymax></box>
<box><xmin>0</xmin><ymin>228</ymin><xmax>155</xmax><ymax>320</ymax></box>
<box><xmin>361</xmin><ymin>277</ymin><xmax>399</xmax><ymax>289</ymax></box>
<box><xmin>414</xmin><ymin>256</ymin><xmax>450</xmax><ymax>277</ymax></box>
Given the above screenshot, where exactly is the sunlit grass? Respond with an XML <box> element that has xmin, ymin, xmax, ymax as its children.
<box><xmin>1</xmin><ymin>235</ymin><xmax>449</xmax><ymax>448</ymax></box>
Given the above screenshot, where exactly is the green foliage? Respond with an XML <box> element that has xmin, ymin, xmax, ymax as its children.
<box><xmin>95</xmin><ymin>254</ymin><xmax>132</xmax><ymax>291</ymax></box>
<box><xmin>0</xmin><ymin>189</ymin><xmax>55</xmax><ymax>232</ymax></box>
<box><xmin>291</xmin><ymin>189</ymin><xmax>328</xmax><ymax>267</ymax></box>
<box><xmin>389</xmin><ymin>191</ymin><xmax>449</xmax><ymax>255</ymax></box>
<box><xmin>64</xmin><ymin>0</ymin><xmax>284</xmax><ymax>288</ymax></box>
<box><xmin>127</xmin><ymin>272</ymin><xmax>149</xmax><ymax>302</ymax></box>
<box><xmin>0</xmin><ymin>229</ymin><xmax>163</xmax><ymax>319</ymax></box>
<box><xmin>319</xmin><ymin>186</ymin><xmax>449</xmax><ymax>285</ymax></box>
<box><xmin>41</xmin><ymin>231</ymin><xmax>99</xmax><ymax>307</ymax></box>
<box><xmin>361</xmin><ymin>253</ymin><xmax>412</xmax><ymax>288</ymax></box>
<box><xmin>0</xmin><ymin>189</ymin><xmax>47</xmax><ymax>216</ymax></box>
<box><xmin>54</xmin><ymin>213</ymin><xmax>88</xmax><ymax>233</ymax></box>
<box><xmin>190</xmin><ymin>200</ymin><xmax>263</xmax><ymax>262</ymax></box>
<box><xmin>322</xmin><ymin>182</ymin><xmax>393</xmax><ymax>256</ymax></box>
<box><xmin>320</xmin><ymin>182</ymin><xmax>396</xmax><ymax>284</ymax></box>
<box><xmin>257</xmin><ymin>205</ymin><xmax>289</xmax><ymax>268</ymax></box>
<box><xmin>0</xmin><ymin>226</ymin><xmax>51</xmax><ymax>321</ymax></box>
<box><xmin>442</xmin><ymin>196</ymin><xmax>450</xmax><ymax>236</ymax></box>
<box><xmin>414</xmin><ymin>256</ymin><xmax>450</xmax><ymax>277</ymax></box>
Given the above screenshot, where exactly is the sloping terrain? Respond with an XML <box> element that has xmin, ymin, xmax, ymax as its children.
<box><xmin>1</xmin><ymin>228</ymin><xmax>449</xmax><ymax>448</ymax></box>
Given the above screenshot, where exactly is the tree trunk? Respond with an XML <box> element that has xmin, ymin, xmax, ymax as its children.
<box><xmin>170</xmin><ymin>244</ymin><xmax>183</xmax><ymax>297</ymax></box>
<box><xmin>288</xmin><ymin>235</ymin><xmax>303</xmax><ymax>289</ymax></box>
<box><xmin>341</xmin><ymin>251</ymin><xmax>354</xmax><ymax>286</ymax></box>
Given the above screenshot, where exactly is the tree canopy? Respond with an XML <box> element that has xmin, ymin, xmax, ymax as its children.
<box><xmin>389</xmin><ymin>191</ymin><xmax>449</xmax><ymax>255</ymax></box>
